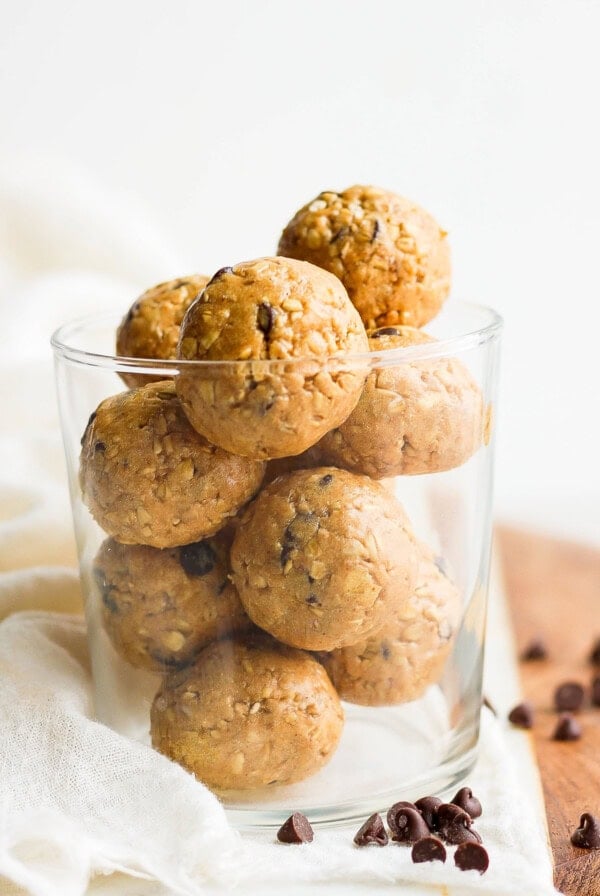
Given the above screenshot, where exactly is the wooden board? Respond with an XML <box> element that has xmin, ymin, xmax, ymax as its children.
<box><xmin>497</xmin><ymin>526</ymin><xmax>600</xmax><ymax>895</ymax></box>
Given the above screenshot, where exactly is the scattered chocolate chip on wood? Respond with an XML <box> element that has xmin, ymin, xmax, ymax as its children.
<box><xmin>411</xmin><ymin>836</ymin><xmax>446</xmax><ymax>864</ymax></box>
<box><xmin>388</xmin><ymin>805</ymin><xmax>430</xmax><ymax>844</ymax></box>
<box><xmin>437</xmin><ymin>804</ymin><xmax>482</xmax><ymax>845</ymax></box>
<box><xmin>353</xmin><ymin>813</ymin><xmax>388</xmax><ymax>847</ymax></box>
<box><xmin>521</xmin><ymin>637</ymin><xmax>548</xmax><ymax>661</ymax></box>
<box><xmin>571</xmin><ymin>814</ymin><xmax>600</xmax><ymax>849</ymax></box>
<box><xmin>588</xmin><ymin>638</ymin><xmax>600</xmax><ymax>666</ymax></box>
<box><xmin>414</xmin><ymin>796</ymin><xmax>442</xmax><ymax>831</ymax></box>
<box><xmin>451</xmin><ymin>787</ymin><xmax>482</xmax><ymax>819</ymax></box>
<box><xmin>554</xmin><ymin>681</ymin><xmax>585</xmax><ymax>712</ymax></box>
<box><xmin>276</xmin><ymin>812</ymin><xmax>314</xmax><ymax>844</ymax></box>
<box><xmin>553</xmin><ymin>713</ymin><xmax>582</xmax><ymax>742</ymax></box>
<box><xmin>508</xmin><ymin>701</ymin><xmax>534</xmax><ymax>728</ymax></box>
<box><xmin>591</xmin><ymin>675</ymin><xmax>600</xmax><ymax>707</ymax></box>
<box><xmin>454</xmin><ymin>841</ymin><xmax>490</xmax><ymax>873</ymax></box>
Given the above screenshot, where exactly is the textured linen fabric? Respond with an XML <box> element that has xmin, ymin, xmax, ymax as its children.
<box><xmin>0</xmin><ymin>160</ymin><xmax>559</xmax><ymax>895</ymax></box>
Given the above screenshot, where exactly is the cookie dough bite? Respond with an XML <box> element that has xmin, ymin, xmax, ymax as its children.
<box><xmin>278</xmin><ymin>185</ymin><xmax>451</xmax><ymax>329</ymax></box>
<box><xmin>175</xmin><ymin>257</ymin><xmax>369</xmax><ymax>460</ymax></box>
<box><xmin>94</xmin><ymin>533</ymin><xmax>250</xmax><ymax>672</ymax></box>
<box><xmin>317</xmin><ymin>326</ymin><xmax>484</xmax><ymax>477</ymax></box>
<box><xmin>79</xmin><ymin>381</ymin><xmax>265</xmax><ymax>548</ymax></box>
<box><xmin>230</xmin><ymin>467</ymin><xmax>418</xmax><ymax>651</ymax></box>
<box><xmin>320</xmin><ymin>543</ymin><xmax>461</xmax><ymax>706</ymax></box>
<box><xmin>151</xmin><ymin>634</ymin><xmax>344</xmax><ymax>790</ymax></box>
<box><xmin>117</xmin><ymin>275</ymin><xmax>209</xmax><ymax>387</ymax></box>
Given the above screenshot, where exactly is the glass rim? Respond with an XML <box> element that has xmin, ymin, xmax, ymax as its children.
<box><xmin>51</xmin><ymin>301</ymin><xmax>503</xmax><ymax>374</ymax></box>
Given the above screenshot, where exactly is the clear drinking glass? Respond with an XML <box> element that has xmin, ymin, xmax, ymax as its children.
<box><xmin>51</xmin><ymin>302</ymin><xmax>502</xmax><ymax>829</ymax></box>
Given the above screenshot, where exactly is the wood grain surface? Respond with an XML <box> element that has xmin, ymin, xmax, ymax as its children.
<box><xmin>497</xmin><ymin>526</ymin><xmax>600</xmax><ymax>895</ymax></box>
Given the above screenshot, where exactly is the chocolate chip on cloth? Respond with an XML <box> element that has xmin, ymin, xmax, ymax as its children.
<box><xmin>353</xmin><ymin>813</ymin><xmax>388</xmax><ymax>847</ymax></box>
<box><xmin>508</xmin><ymin>701</ymin><xmax>534</xmax><ymax>729</ymax></box>
<box><xmin>411</xmin><ymin>836</ymin><xmax>446</xmax><ymax>864</ymax></box>
<box><xmin>231</xmin><ymin>468</ymin><xmax>418</xmax><ymax>651</ymax></box>
<box><xmin>278</xmin><ymin>185</ymin><xmax>451</xmax><ymax>330</ymax></box>
<box><xmin>552</xmin><ymin>713</ymin><xmax>582</xmax><ymax>742</ymax></box>
<box><xmin>93</xmin><ymin>533</ymin><xmax>250</xmax><ymax>672</ymax></box>
<box><xmin>176</xmin><ymin>256</ymin><xmax>368</xmax><ymax>460</ymax></box>
<box><xmin>451</xmin><ymin>786</ymin><xmax>482</xmax><ymax>819</ymax></box>
<box><xmin>277</xmin><ymin>812</ymin><xmax>314</xmax><ymax>844</ymax></box>
<box><xmin>571</xmin><ymin>813</ymin><xmax>600</xmax><ymax>849</ymax></box>
<box><xmin>151</xmin><ymin>634</ymin><xmax>344</xmax><ymax>790</ymax></box>
<box><xmin>554</xmin><ymin>681</ymin><xmax>585</xmax><ymax>712</ymax></box>
<box><xmin>388</xmin><ymin>805</ymin><xmax>430</xmax><ymax>844</ymax></box>
<box><xmin>437</xmin><ymin>804</ymin><xmax>482</xmax><ymax>845</ymax></box>
<box><xmin>414</xmin><ymin>796</ymin><xmax>443</xmax><ymax>831</ymax></box>
<box><xmin>317</xmin><ymin>326</ymin><xmax>485</xmax><ymax>478</ymax></box>
<box><xmin>319</xmin><ymin>541</ymin><xmax>460</xmax><ymax>704</ymax></box>
<box><xmin>116</xmin><ymin>275</ymin><xmax>210</xmax><ymax>387</ymax></box>
<box><xmin>454</xmin><ymin>841</ymin><xmax>490</xmax><ymax>874</ymax></box>
<box><xmin>79</xmin><ymin>381</ymin><xmax>265</xmax><ymax>548</ymax></box>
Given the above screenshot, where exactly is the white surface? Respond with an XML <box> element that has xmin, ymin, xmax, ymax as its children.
<box><xmin>1</xmin><ymin>0</ymin><xmax>599</xmax><ymax>543</ymax></box>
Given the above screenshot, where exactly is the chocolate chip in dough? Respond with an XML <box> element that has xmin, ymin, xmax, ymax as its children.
<box><xmin>451</xmin><ymin>787</ymin><xmax>482</xmax><ymax>819</ymax></box>
<box><xmin>521</xmin><ymin>637</ymin><xmax>548</xmax><ymax>661</ymax></box>
<box><xmin>554</xmin><ymin>681</ymin><xmax>585</xmax><ymax>712</ymax></box>
<box><xmin>277</xmin><ymin>812</ymin><xmax>314</xmax><ymax>844</ymax></box>
<box><xmin>179</xmin><ymin>541</ymin><xmax>217</xmax><ymax>577</ymax></box>
<box><xmin>411</xmin><ymin>836</ymin><xmax>446</xmax><ymax>863</ymax></box>
<box><xmin>508</xmin><ymin>702</ymin><xmax>534</xmax><ymax>729</ymax></box>
<box><xmin>208</xmin><ymin>266</ymin><xmax>233</xmax><ymax>284</ymax></box>
<box><xmin>257</xmin><ymin>302</ymin><xmax>275</xmax><ymax>335</ymax></box>
<box><xmin>588</xmin><ymin>638</ymin><xmax>600</xmax><ymax>666</ymax></box>
<box><xmin>353</xmin><ymin>813</ymin><xmax>388</xmax><ymax>847</ymax></box>
<box><xmin>571</xmin><ymin>813</ymin><xmax>600</xmax><ymax>849</ymax></box>
<box><xmin>370</xmin><ymin>327</ymin><xmax>401</xmax><ymax>338</ymax></box>
<box><xmin>454</xmin><ymin>841</ymin><xmax>489</xmax><ymax>873</ymax></box>
<box><xmin>591</xmin><ymin>675</ymin><xmax>600</xmax><ymax>707</ymax></box>
<box><xmin>552</xmin><ymin>713</ymin><xmax>582</xmax><ymax>741</ymax></box>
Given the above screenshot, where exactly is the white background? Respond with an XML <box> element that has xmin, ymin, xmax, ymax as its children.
<box><xmin>1</xmin><ymin>0</ymin><xmax>598</xmax><ymax>543</ymax></box>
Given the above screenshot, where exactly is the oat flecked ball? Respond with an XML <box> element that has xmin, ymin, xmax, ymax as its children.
<box><xmin>94</xmin><ymin>533</ymin><xmax>250</xmax><ymax>672</ymax></box>
<box><xmin>151</xmin><ymin>635</ymin><xmax>344</xmax><ymax>790</ymax></box>
<box><xmin>320</xmin><ymin>543</ymin><xmax>461</xmax><ymax>706</ymax></box>
<box><xmin>278</xmin><ymin>186</ymin><xmax>451</xmax><ymax>329</ymax></box>
<box><xmin>317</xmin><ymin>326</ymin><xmax>485</xmax><ymax>477</ymax></box>
<box><xmin>230</xmin><ymin>467</ymin><xmax>418</xmax><ymax>651</ymax></box>
<box><xmin>175</xmin><ymin>257</ymin><xmax>369</xmax><ymax>460</ymax></box>
<box><xmin>79</xmin><ymin>381</ymin><xmax>265</xmax><ymax>548</ymax></box>
<box><xmin>116</xmin><ymin>275</ymin><xmax>209</xmax><ymax>387</ymax></box>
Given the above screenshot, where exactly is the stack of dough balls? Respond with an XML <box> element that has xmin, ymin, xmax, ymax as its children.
<box><xmin>79</xmin><ymin>186</ymin><xmax>487</xmax><ymax>794</ymax></box>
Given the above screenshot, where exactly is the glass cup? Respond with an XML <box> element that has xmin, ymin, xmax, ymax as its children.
<box><xmin>51</xmin><ymin>301</ymin><xmax>502</xmax><ymax>829</ymax></box>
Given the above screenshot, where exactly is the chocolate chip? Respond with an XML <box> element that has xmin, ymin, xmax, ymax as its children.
<box><xmin>94</xmin><ymin>441</ymin><xmax>106</xmax><ymax>453</ymax></box>
<box><xmin>411</xmin><ymin>836</ymin><xmax>446</xmax><ymax>863</ymax></box>
<box><xmin>380</xmin><ymin>642</ymin><xmax>391</xmax><ymax>660</ymax></box>
<box><xmin>93</xmin><ymin>568</ymin><xmax>118</xmax><ymax>614</ymax></box>
<box><xmin>81</xmin><ymin>410</ymin><xmax>97</xmax><ymax>445</ymax></box>
<box><xmin>386</xmin><ymin>801</ymin><xmax>416</xmax><ymax>835</ymax></box>
<box><xmin>554</xmin><ymin>681</ymin><xmax>585</xmax><ymax>712</ymax></box>
<box><xmin>454</xmin><ymin>841</ymin><xmax>489</xmax><ymax>873</ymax></box>
<box><xmin>179</xmin><ymin>541</ymin><xmax>216</xmax><ymax>577</ymax></box>
<box><xmin>451</xmin><ymin>787</ymin><xmax>482</xmax><ymax>819</ymax></box>
<box><xmin>414</xmin><ymin>796</ymin><xmax>442</xmax><ymax>831</ymax></box>
<box><xmin>257</xmin><ymin>302</ymin><xmax>275</xmax><ymax>335</ymax></box>
<box><xmin>277</xmin><ymin>812</ymin><xmax>314</xmax><ymax>844</ymax></box>
<box><xmin>589</xmin><ymin>638</ymin><xmax>600</xmax><ymax>666</ymax></box>
<box><xmin>592</xmin><ymin>675</ymin><xmax>600</xmax><ymax>707</ymax></box>
<box><xmin>553</xmin><ymin>713</ymin><xmax>582</xmax><ymax>741</ymax></box>
<box><xmin>280</xmin><ymin>512</ymin><xmax>318</xmax><ymax>567</ymax></box>
<box><xmin>208</xmin><ymin>266</ymin><xmax>233</xmax><ymax>284</ymax></box>
<box><xmin>371</xmin><ymin>219</ymin><xmax>380</xmax><ymax>241</ymax></box>
<box><xmin>521</xmin><ymin>637</ymin><xmax>548</xmax><ymax>661</ymax></box>
<box><xmin>482</xmin><ymin>695</ymin><xmax>497</xmax><ymax>716</ymax></box>
<box><xmin>437</xmin><ymin>805</ymin><xmax>482</xmax><ymax>846</ymax></box>
<box><xmin>353</xmin><ymin>813</ymin><xmax>388</xmax><ymax>847</ymax></box>
<box><xmin>571</xmin><ymin>813</ymin><xmax>600</xmax><ymax>849</ymax></box>
<box><xmin>329</xmin><ymin>227</ymin><xmax>349</xmax><ymax>244</ymax></box>
<box><xmin>370</xmin><ymin>327</ymin><xmax>401</xmax><ymax>338</ymax></box>
<box><xmin>306</xmin><ymin>594</ymin><xmax>320</xmax><ymax>606</ymax></box>
<box><xmin>388</xmin><ymin>805</ymin><xmax>430</xmax><ymax>844</ymax></box>
<box><xmin>508</xmin><ymin>701</ymin><xmax>534</xmax><ymax>728</ymax></box>
<box><xmin>319</xmin><ymin>474</ymin><xmax>333</xmax><ymax>487</ymax></box>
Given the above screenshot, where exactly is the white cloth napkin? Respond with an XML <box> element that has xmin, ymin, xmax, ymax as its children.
<box><xmin>0</xmin><ymin>160</ymin><xmax>559</xmax><ymax>896</ymax></box>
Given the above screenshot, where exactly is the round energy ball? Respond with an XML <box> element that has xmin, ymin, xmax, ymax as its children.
<box><xmin>79</xmin><ymin>380</ymin><xmax>265</xmax><ymax>548</ymax></box>
<box><xmin>94</xmin><ymin>533</ymin><xmax>250</xmax><ymax>672</ymax></box>
<box><xmin>230</xmin><ymin>467</ymin><xmax>418</xmax><ymax>651</ymax></box>
<box><xmin>150</xmin><ymin>634</ymin><xmax>344</xmax><ymax>790</ymax></box>
<box><xmin>317</xmin><ymin>326</ymin><xmax>484</xmax><ymax>477</ymax></box>
<box><xmin>175</xmin><ymin>256</ymin><xmax>369</xmax><ymax>460</ymax></box>
<box><xmin>116</xmin><ymin>275</ymin><xmax>209</xmax><ymax>387</ymax></box>
<box><xmin>278</xmin><ymin>185</ymin><xmax>451</xmax><ymax>329</ymax></box>
<box><xmin>320</xmin><ymin>543</ymin><xmax>461</xmax><ymax>706</ymax></box>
